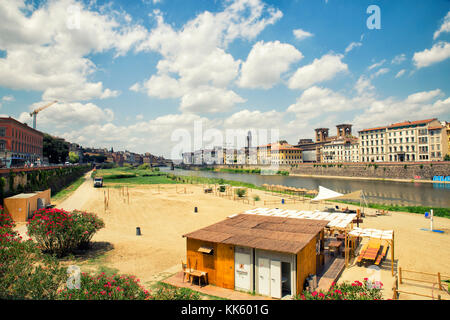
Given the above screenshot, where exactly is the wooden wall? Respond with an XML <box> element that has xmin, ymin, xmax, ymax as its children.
<box><xmin>296</xmin><ymin>237</ymin><xmax>317</xmax><ymax>295</ymax></box>
<box><xmin>186</xmin><ymin>238</ymin><xmax>234</xmax><ymax>289</ymax></box>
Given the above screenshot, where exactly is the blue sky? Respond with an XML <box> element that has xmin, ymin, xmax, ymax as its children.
<box><xmin>0</xmin><ymin>0</ymin><xmax>449</xmax><ymax>158</ymax></box>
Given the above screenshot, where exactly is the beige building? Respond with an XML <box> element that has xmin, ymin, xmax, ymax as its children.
<box><xmin>358</xmin><ymin>126</ymin><xmax>387</xmax><ymax>162</ymax></box>
<box><xmin>323</xmin><ymin>137</ymin><xmax>359</xmax><ymax>163</ymax></box>
<box><xmin>359</xmin><ymin>118</ymin><xmax>448</xmax><ymax>162</ymax></box>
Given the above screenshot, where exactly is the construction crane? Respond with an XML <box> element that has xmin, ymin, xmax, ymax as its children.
<box><xmin>29</xmin><ymin>100</ymin><xmax>57</xmax><ymax>129</ymax></box>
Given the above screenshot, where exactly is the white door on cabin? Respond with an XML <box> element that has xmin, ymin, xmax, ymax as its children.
<box><xmin>258</xmin><ymin>257</ymin><xmax>270</xmax><ymax>296</ymax></box>
<box><xmin>270</xmin><ymin>260</ymin><xmax>281</xmax><ymax>299</ymax></box>
<box><xmin>235</xmin><ymin>251</ymin><xmax>251</xmax><ymax>291</ymax></box>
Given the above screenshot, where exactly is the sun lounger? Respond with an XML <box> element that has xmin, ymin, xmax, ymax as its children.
<box><xmin>374</xmin><ymin>245</ymin><xmax>389</xmax><ymax>266</ymax></box>
<box><xmin>356</xmin><ymin>243</ymin><xmax>369</xmax><ymax>265</ymax></box>
<box><xmin>367</xmin><ymin>238</ymin><xmax>381</xmax><ymax>249</ymax></box>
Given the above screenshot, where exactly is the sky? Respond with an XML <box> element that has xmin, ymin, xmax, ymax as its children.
<box><xmin>0</xmin><ymin>0</ymin><xmax>449</xmax><ymax>159</ymax></box>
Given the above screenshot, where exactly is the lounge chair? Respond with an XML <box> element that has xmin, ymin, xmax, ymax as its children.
<box><xmin>356</xmin><ymin>243</ymin><xmax>368</xmax><ymax>266</ymax></box>
<box><xmin>374</xmin><ymin>246</ymin><xmax>389</xmax><ymax>266</ymax></box>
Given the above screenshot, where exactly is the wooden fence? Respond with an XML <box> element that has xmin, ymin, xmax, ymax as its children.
<box><xmin>392</xmin><ymin>268</ymin><xmax>450</xmax><ymax>300</ymax></box>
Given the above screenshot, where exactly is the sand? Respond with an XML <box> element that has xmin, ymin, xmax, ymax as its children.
<box><xmin>17</xmin><ymin>172</ymin><xmax>450</xmax><ymax>299</ymax></box>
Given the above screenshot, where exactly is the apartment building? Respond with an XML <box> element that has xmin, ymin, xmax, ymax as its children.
<box><xmin>323</xmin><ymin>137</ymin><xmax>359</xmax><ymax>163</ymax></box>
<box><xmin>358</xmin><ymin>126</ymin><xmax>387</xmax><ymax>162</ymax></box>
<box><xmin>182</xmin><ymin>152</ymin><xmax>194</xmax><ymax>164</ymax></box>
<box><xmin>270</xmin><ymin>145</ymin><xmax>302</xmax><ymax>165</ymax></box>
<box><xmin>359</xmin><ymin>118</ymin><xmax>448</xmax><ymax>162</ymax></box>
<box><xmin>0</xmin><ymin>117</ymin><xmax>44</xmax><ymax>167</ymax></box>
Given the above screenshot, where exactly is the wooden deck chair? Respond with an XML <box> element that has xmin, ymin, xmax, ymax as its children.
<box><xmin>368</xmin><ymin>238</ymin><xmax>381</xmax><ymax>249</ymax></box>
<box><xmin>181</xmin><ymin>260</ymin><xmax>188</xmax><ymax>282</ymax></box>
<box><xmin>356</xmin><ymin>243</ymin><xmax>368</xmax><ymax>265</ymax></box>
<box><xmin>374</xmin><ymin>245</ymin><xmax>389</xmax><ymax>266</ymax></box>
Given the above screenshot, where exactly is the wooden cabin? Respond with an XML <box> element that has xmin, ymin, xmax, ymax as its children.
<box><xmin>183</xmin><ymin>214</ymin><xmax>328</xmax><ymax>299</ymax></box>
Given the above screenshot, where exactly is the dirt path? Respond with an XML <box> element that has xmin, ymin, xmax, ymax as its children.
<box><xmin>57</xmin><ymin>171</ymin><xmax>96</xmax><ymax>212</ymax></box>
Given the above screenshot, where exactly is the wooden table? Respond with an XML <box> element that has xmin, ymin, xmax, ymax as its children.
<box><xmin>336</xmin><ymin>234</ymin><xmax>346</xmax><ymax>241</ymax></box>
<box><xmin>328</xmin><ymin>240</ymin><xmax>343</xmax><ymax>256</ymax></box>
<box><xmin>186</xmin><ymin>270</ymin><xmax>208</xmax><ymax>287</ymax></box>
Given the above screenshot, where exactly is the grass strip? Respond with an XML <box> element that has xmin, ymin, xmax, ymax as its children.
<box><xmin>52</xmin><ymin>175</ymin><xmax>86</xmax><ymax>202</ymax></box>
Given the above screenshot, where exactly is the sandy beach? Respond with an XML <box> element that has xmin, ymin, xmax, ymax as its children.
<box><xmin>19</xmin><ymin>173</ymin><xmax>449</xmax><ymax>300</ymax></box>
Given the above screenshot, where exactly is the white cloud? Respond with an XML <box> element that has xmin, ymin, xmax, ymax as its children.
<box><xmin>413</xmin><ymin>41</ymin><xmax>450</xmax><ymax>68</ymax></box>
<box><xmin>352</xmin><ymin>89</ymin><xmax>449</xmax><ymax>129</ymax></box>
<box><xmin>293</xmin><ymin>29</ymin><xmax>313</xmax><ymax>41</ymax></box>
<box><xmin>2</xmin><ymin>95</ymin><xmax>15</xmax><ymax>102</ymax></box>
<box><xmin>355</xmin><ymin>76</ymin><xmax>375</xmax><ymax>96</ymax></box>
<box><xmin>391</xmin><ymin>54</ymin><xmax>406</xmax><ymax>64</ymax></box>
<box><xmin>180</xmin><ymin>86</ymin><xmax>245</xmax><ymax>113</ymax></box>
<box><xmin>405</xmin><ymin>89</ymin><xmax>443</xmax><ymax>104</ymax></box>
<box><xmin>395</xmin><ymin>69</ymin><xmax>406</xmax><ymax>78</ymax></box>
<box><xmin>371</xmin><ymin>68</ymin><xmax>390</xmax><ymax>78</ymax></box>
<box><xmin>0</xmin><ymin>0</ymin><xmax>147</xmax><ymax>101</ymax></box>
<box><xmin>433</xmin><ymin>11</ymin><xmax>450</xmax><ymax>40</ymax></box>
<box><xmin>367</xmin><ymin>59</ymin><xmax>386</xmax><ymax>70</ymax></box>
<box><xmin>287</xmin><ymin>86</ymin><xmax>358</xmax><ymax>119</ymax></box>
<box><xmin>288</xmin><ymin>54</ymin><xmax>348</xmax><ymax>90</ymax></box>
<box><xmin>18</xmin><ymin>101</ymin><xmax>114</xmax><ymax>128</ymax></box>
<box><xmin>238</xmin><ymin>40</ymin><xmax>303</xmax><ymax>89</ymax></box>
<box><xmin>345</xmin><ymin>42</ymin><xmax>362</xmax><ymax>53</ymax></box>
<box><xmin>136</xmin><ymin>0</ymin><xmax>282</xmax><ymax>113</ymax></box>
<box><xmin>223</xmin><ymin>109</ymin><xmax>284</xmax><ymax>129</ymax></box>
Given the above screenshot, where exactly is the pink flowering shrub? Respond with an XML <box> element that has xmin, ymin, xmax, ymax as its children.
<box><xmin>57</xmin><ymin>272</ymin><xmax>151</xmax><ymax>300</ymax></box>
<box><xmin>56</xmin><ymin>273</ymin><xmax>201</xmax><ymax>300</ymax></box>
<box><xmin>0</xmin><ymin>206</ymin><xmax>66</xmax><ymax>299</ymax></box>
<box><xmin>27</xmin><ymin>208</ymin><xmax>105</xmax><ymax>257</ymax></box>
<box><xmin>296</xmin><ymin>279</ymin><xmax>384</xmax><ymax>300</ymax></box>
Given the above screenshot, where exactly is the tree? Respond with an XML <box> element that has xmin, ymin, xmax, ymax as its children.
<box><xmin>68</xmin><ymin>151</ymin><xmax>80</xmax><ymax>164</ymax></box>
<box><xmin>444</xmin><ymin>154</ymin><xmax>450</xmax><ymax>161</ymax></box>
<box><xmin>43</xmin><ymin>134</ymin><xmax>70</xmax><ymax>164</ymax></box>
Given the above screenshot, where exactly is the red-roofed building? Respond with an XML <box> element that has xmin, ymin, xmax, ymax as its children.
<box><xmin>0</xmin><ymin>117</ymin><xmax>44</xmax><ymax>167</ymax></box>
<box><xmin>358</xmin><ymin>118</ymin><xmax>447</xmax><ymax>162</ymax></box>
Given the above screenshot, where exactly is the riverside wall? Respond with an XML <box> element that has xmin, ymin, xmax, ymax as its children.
<box><xmin>0</xmin><ymin>165</ymin><xmax>92</xmax><ymax>200</ymax></box>
<box><xmin>180</xmin><ymin>162</ymin><xmax>450</xmax><ymax>182</ymax></box>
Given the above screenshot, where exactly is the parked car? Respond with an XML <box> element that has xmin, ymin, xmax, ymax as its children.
<box><xmin>93</xmin><ymin>177</ymin><xmax>103</xmax><ymax>188</ymax></box>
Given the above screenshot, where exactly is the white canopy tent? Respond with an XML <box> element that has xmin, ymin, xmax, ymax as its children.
<box><xmin>312</xmin><ymin>186</ymin><xmax>363</xmax><ymax>202</ymax></box>
<box><xmin>311</xmin><ymin>186</ymin><xmax>368</xmax><ymax>216</ymax></box>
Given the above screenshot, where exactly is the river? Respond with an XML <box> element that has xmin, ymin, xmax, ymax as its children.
<box><xmin>161</xmin><ymin>167</ymin><xmax>450</xmax><ymax>208</ymax></box>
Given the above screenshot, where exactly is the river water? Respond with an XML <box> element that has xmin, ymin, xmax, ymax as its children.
<box><xmin>161</xmin><ymin>168</ymin><xmax>450</xmax><ymax>208</ymax></box>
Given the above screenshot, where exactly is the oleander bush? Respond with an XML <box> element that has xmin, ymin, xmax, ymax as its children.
<box><xmin>296</xmin><ymin>279</ymin><xmax>384</xmax><ymax>300</ymax></box>
<box><xmin>27</xmin><ymin>208</ymin><xmax>105</xmax><ymax>257</ymax></box>
<box><xmin>0</xmin><ymin>207</ymin><xmax>66</xmax><ymax>299</ymax></box>
<box><xmin>57</xmin><ymin>272</ymin><xmax>151</xmax><ymax>300</ymax></box>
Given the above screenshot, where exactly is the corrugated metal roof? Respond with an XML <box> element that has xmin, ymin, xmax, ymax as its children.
<box><xmin>183</xmin><ymin>214</ymin><xmax>327</xmax><ymax>254</ymax></box>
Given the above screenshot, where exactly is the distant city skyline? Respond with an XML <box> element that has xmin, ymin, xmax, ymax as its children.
<box><xmin>0</xmin><ymin>0</ymin><xmax>449</xmax><ymax>158</ymax></box>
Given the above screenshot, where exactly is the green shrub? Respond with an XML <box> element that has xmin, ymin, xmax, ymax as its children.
<box><xmin>296</xmin><ymin>279</ymin><xmax>383</xmax><ymax>300</ymax></box>
<box><xmin>235</xmin><ymin>188</ymin><xmax>247</xmax><ymax>198</ymax></box>
<box><xmin>138</xmin><ymin>163</ymin><xmax>151</xmax><ymax>170</ymax></box>
<box><xmin>0</xmin><ymin>207</ymin><xmax>66</xmax><ymax>299</ymax></box>
<box><xmin>219</xmin><ymin>185</ymin><xmax>226</xmax><ymax>192</ymax></box>
<box><xmin>253</xmin><ymin>195</ymin><xmax>260</xmax><ymax>201</ymax></box>
<box><xmin>57</xmin><ymin>272</ymin><xmax>151</xmax><ymax>300</ymax></box>
<box><xmin>27</xmin><ymin>208</ymin><xmax>105</xmax><ymax>257</ymax></box>
<box><xmin>150</xmin><ymin>284</ymin><xmax>200</xmax><ymax>300</ymax></box>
